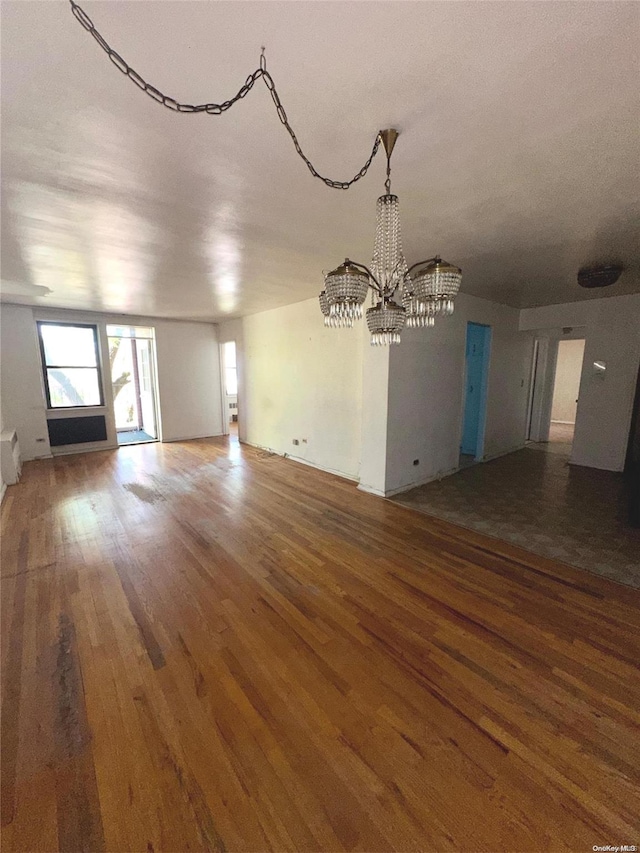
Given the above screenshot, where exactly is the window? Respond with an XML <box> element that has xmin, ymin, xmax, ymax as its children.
<box><xmin>38</xmin><ymin>322</ymin><xmax>104</xmax><ymax>408</ymax></box>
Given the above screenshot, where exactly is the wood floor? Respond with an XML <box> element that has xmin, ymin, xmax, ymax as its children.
<box><xmin>1</xmin><ymin>437</ymin><xmax>639</xmax><ymax>852</ymax></box>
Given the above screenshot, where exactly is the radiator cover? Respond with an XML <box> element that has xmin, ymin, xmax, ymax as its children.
<box><xmin>47</xmin><ymin>415</ymin><xmax>108</xmax><ymax>446</ymax></box>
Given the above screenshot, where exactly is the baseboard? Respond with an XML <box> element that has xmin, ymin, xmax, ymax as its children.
<box><xmin>365</xmin><ymin>465</ymin><xmax>460</xmax><ymax>498</ymax></box>
<box><xmin>357</xmin><ymin>482</ymin><xmax>387</xmax><ymax>497</ymax></box>
<box><xmin>51</xmin><ymin>442</ymin><xmax>118</xmax><ymax>457</ymax></box>
<box><xmin>162</xmin><ymin>432</ymin><xmax>224</xmax><ymax>442</ymax></box>
<box><xmin>0</xmin><ymin>482</ymin><xmax>6</xmax><ymax>504</ymax></box>
<box><xmin>243</xmin><ymin>440</ymin><xmax>359</xmax><ymax>484</ymax></box>
<box><xmin>360</xmin><ymin>443</ymin><xmax>529</xmax><ymax>499</ymax></box>
<box><xmin>285</xmin><ymin>453</ymin><xmax>359</xmax><ymax>483</ymax></box>
<box><xmin>20</xmin><ymin>453</ymin><xmax>53</xmax><ymax>462</ymax></box>
<box><xmin>569</xmin><ymin>456</ymin><xmax>623</xmax><ymax>473</ymax></box>
<box><xmin>480</xmin><ymin>443</ymin><xmax>527</xmax><ymax>463</ymax></box>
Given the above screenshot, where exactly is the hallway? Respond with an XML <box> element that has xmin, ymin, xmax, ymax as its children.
<box><xmin>393</xmin><ymin>435</ymin><xmax>640</xmax><ymax>588</ymax></box>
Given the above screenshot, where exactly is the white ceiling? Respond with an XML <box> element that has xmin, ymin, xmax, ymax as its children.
<box><xmin>2</xmin><ymin>1</ymin><xmax>639</xmax><ymax>321</ymax></box>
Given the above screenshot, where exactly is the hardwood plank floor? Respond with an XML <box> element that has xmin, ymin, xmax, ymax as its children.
<box><xmin>1</xmin><ymin>436</ymin><xmax>639</xmax><ymax>852</ymax></box>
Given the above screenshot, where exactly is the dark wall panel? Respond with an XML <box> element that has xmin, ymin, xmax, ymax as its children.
<box><xmin>47</xmin><ymin>415</ymin><xmax>108</xmax><ymax>447</ymax></box>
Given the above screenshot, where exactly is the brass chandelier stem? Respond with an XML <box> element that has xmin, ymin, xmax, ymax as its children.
<box><xmin>379</xmin><ymin>129</ymin><xmax>399</xmax><ymax>159</ymax></box>
<box><xmin>379</xmin><ymin>129</ymin><xmax>399</xmax><ymax>194</ymax></box>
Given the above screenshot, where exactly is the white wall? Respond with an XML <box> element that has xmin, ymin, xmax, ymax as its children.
<box><xmin>0</xmin><ymin>304</ymin><xmax>52</xmax><ymax>461</ymax></box>
<box><xmin>5</xmin><ymin>289</ymin><xmax>636</xmax><ymax>488</ymax></box>
<box><xmin>153</xmin><ymin>319</ymin><xmax>224</xmax><ymax>442</ymax></box>
<box><xmin>520</xmin><ymin>293</ymin><xmax>640</xmax><ymax>471</ymax></box>
<box><xmin>551</xmin><ymin>339</ymin><xmax>585</xmax><ymax>423</ymax></box>
<box><xmin>383</xmin><ymin>293</ymin><xmax>534</xmax><ymax>495</ymax></box>
<box><xmin>358</xmin><ymin>335</ymin><xmax>391</xmax><ymax>494</ymax></box>
<box><xmin>224</xmin><ymin>292</ymin><xmax>534</xmax><ymax>494</ymax></box>
<box><xmin>0</xmin><ymin>393</ymin><xmax>7</xmax><ymax>501</ymax></box>
<box><xmin>219</xmin><ymin>297</ymin><xmax>364</xmax><ymax>480</ymax></box>
<box><xmin>0</xmin><ymin>304</ymin><xmax>224</xmax><ymax>460</ymax></box>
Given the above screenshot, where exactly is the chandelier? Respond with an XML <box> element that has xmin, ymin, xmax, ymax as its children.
<box><xmin>319</xmin><ymin>130</ymin><xmax>462</xmax><ymax>345</ymax></box>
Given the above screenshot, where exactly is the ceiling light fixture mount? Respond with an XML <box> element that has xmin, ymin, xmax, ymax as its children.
<box><xmin>320</xmin><ymin>129</ymin><xmax>462</xmax><ymax>345</ymax></box>
<box><xmin>577</xmin><ymin>264</ymin><xmax>623</xmax><ymax>289</ymax></box>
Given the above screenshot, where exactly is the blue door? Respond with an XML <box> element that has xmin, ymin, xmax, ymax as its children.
<box><xmin>461</xmin><ymin>323</ymin><xmax>491</xmax><ymax>457</ymax></box>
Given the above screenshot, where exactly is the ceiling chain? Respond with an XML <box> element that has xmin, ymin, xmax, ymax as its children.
<box><xmin>68</xmin><ymin>0</ymin><xmax>382</xmax><ymax>190</ymax></box>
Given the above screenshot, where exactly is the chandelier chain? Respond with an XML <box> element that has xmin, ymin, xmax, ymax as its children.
<box><xmin>68</xmin><ymin>0</ymin><xmax>382</xmax><ymax>190</ymax></box>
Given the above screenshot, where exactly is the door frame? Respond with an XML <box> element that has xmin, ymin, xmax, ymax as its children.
<box><xmin>527</xmin><ymin>330</ymin><xmax>586</xmax><ymax>444</ymax></box>
<box><xmin>108</xmin><ymin>327</ymin><xmax>161</xmax><ymax>442</ymax></box>
<box><xmin>625</xmin><ymin>359</ymin><xmax>640</xmax><ymax>527</ymax></box>
<box><xmin>527</xmin><ymin>337</ymin><xmax>556</xmax><ymax>443</ymax></box>
<box><xmin>129</xmin><ymin>337</ymin><xmax>144</xmax><ymax>432</ymax></box>
<box><xmin>219</xmin><ymin>340</ymin><xmax>238</xmax><ymax>437</ymax></box>
<box><xmin>135</xmin><ymin>334</ymin><xmax>160</xmax><ymax>440</ymax></box>
<box><xmin>525</xmin><ymin>338</ymin><xmax>540</xmax><ymax>441</ymax></box>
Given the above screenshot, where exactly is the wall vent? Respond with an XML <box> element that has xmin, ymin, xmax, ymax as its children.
<box><xmin>47</xmin><ymin>416</ymin><xmax>108</xmax><ymax>446</ymax></box>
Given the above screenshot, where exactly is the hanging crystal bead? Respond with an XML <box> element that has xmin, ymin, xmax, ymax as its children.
<box><xmin>366</xmin><ymin>299</ymin><xmax>406</xmax><ymax>346</ymax></box>
<box><xmin>402</xmin><ymin>282</ymin><xmax>437</xmax><ymax>330</ymax></box>
<box><xmin>324</xmin><ymin>261</ymin><xmax>369</xmax><ymax>327</ymax></box>
<box><xmin>412</xmin><ymin>259</ymin><xmax>462</xmax><ymax>317</ymax></box>
<box><xmin>318</xmin><ymin>290</ymin><xmax>331</xmax><ymax>326</ymax></box>
<box><xmin>371</xmin><ymin>194</ymin><xmax>408</xmax><ymax>297</ymax></box>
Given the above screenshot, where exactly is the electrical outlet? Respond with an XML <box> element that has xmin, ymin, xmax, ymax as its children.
<box><xmin>292</xmin><ymin>439</ymin><xmax>299</xmax><ymax>446</ymax></box>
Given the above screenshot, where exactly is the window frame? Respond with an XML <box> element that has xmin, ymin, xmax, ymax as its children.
<box><xmin>37</xmin><ymin>321</ymin><xmax>105</xmax><ymax>410</ymax></box>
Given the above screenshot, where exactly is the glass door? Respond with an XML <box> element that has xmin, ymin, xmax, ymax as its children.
<box><xmin>135</xmin><ymin>337</ymin><xmax>157</xmax><ymax>439</ymax></box>
<box><xmin>107</xmin><ymin>325</ymin><xmax>159</xmax><ymax>445</ymax></box>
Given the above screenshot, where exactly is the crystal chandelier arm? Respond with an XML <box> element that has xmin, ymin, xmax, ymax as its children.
<box><xmin>345</xmin><ymin>260</ymin><xmax>384</xmax><ymax>294</ymax></box>
<box><xmin>404</xmin><ymin>258</ymin><xmax>440</xmax><ymax>279</ymax></box>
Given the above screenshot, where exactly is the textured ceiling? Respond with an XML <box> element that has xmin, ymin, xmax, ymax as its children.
<box><xmin>1</xmin><ymin>1</ymin><xmax>639</xmax><ymax>320</ymax></box>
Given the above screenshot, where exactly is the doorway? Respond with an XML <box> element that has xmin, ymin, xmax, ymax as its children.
<box><xmin>548</xmin><ymin>338</ymin><xmax>585</xmax><ymax>451</ymax></box>
<box><xmin>221</xmin><ymin>341</ymin><xmax>238</xmax><ymax>437</ymax></box>
<box><xmin>107</xmin><ymin>325</ymin><xmax>160</xmax><ymax>446</ymax></box>
<box><xmin>460</xmin><ymin>322</ymin><xmax>492</xmax><ymax>464</ymax></box>
<box><xmin>625</xmin><ymin>360</ymin><xmax>640</xmax><ymax>527</ymax></box>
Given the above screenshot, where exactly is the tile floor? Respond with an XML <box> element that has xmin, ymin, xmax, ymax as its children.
<box><xmin>393</xmin><ymin>423</ymin><xmax>640</xmax><ymax>588</ymax></box>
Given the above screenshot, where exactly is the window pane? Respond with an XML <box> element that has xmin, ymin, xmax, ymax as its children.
<box><xmin>47</xmin><ymin>368</ymin><xmax>102</xmax><ymax>407</ymax></box>
<box><xmin>41</xmin><ymin>325</ymin><xmax>97</xmax><ymax>367</ymax></box>
<box><xmin>225</xmin><ymin>368</ymin><xmax>238</xmax><ymax>396</ymax></box>
<box><xmin>106</xmin><ymin>325</ymin><xmax>153</xmax><ymax>339</ymax></box>
<box><xmin>140</xmin><ymin>349</ymin><xmax>151</xmax><ymax>392</ymax></box>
